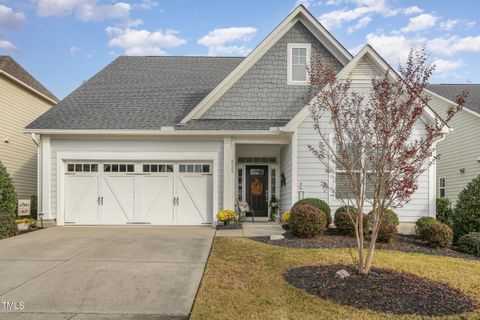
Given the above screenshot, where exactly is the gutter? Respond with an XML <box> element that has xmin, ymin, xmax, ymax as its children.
<box><xmin>30</xmin><ymin>133</ymin><xmax>40</xmax><ymax>147</ymax></box>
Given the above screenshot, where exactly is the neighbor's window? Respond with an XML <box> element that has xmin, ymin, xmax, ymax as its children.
<box><xmin>439</xmin><ymin>177</ymin><xmax>446</xmax><ymax>198</ymax></box>
<box><xmin>287</xmin><ymin>43</ymin><xmax>311</xmax><ymax>84</ymax></box>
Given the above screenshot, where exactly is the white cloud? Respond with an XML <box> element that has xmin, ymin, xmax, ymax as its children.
<box><xmin>440</xmin><ymin>19</ymin><xmax>458</xmax><ymax>31</ymax></box>
<box><xmin>106</xmin><ymin>27</ymin><xmax>186</xmax><ymax>55</ymax></box>
<box><xmin>198</xmin><ymin>27</ymin><xmax>257</xmax><ymax>56</ymax></box>
<box><xmin>69</xmin><ymin>46</ymin><xmax>80</xmax><ymax>54</ymax></box>
<box><xmin>433</xmin><ymin>58</ymin><xmax>465</xmax><ymax>74</ymax></box>
<box><xmin>365</xmin><ymin>33</ymin><xmax>419</xmax><ymax>63</ymax></box>
<box><xmin>348</xmin><ymin>16</ymin><xmax>371</xmax><ymax>33</ymax></box>
<box><xmin>36</xmin><ymin>0</ymin><xmax>131</xmax><ymax>22</ymax></box>
<box><xmin>0</xmin><ymin>4</ymin><xmax>26</xmax><ymax>30</ymax></box>
<box><xmin>295</xmin><ymin>0</ymin><xmax>312</xmax><ymax>9</ymax></box>
<box><xmin>428</xmin><ymin>35</ymin><xmax>480</xmax><ymax>56</ymax></box>
<box><xmin>0</xmin><ymin>39</ymin><xmax>20</xmax><ymax>52</ymax></box>
<box><xmin>402</xmin><ymin>6</ymin><xmax>423</xmax><ymax>15</ymax></box>
<box><xmin>401</xmin><ymin>13</ymin><xmax>438</xmax><ymax>33</ymax></box>
<box><xmin>136</xmin><ymin>0</ymin><xmax>159</xmax><ymax>10</ymax></box>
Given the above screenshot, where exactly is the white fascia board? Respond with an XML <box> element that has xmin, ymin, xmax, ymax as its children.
<box><xmin>0</xmin><ymin>70</ymin><xmax>57</xmax><ymax>105</ymax></box>
<box><xmin>23</xmin><ymin>129</ymin><xmax>288</xmax><ymax>136</ymax></box>
<box><xmin>425</xmin><ymin>88</ymin><xmax>480</xmax><ymax>119</ymax></box>
<box><xmin>180</xmin><ymin>5</ymin><xmax>352</xmax><ymax>124</ymax></box>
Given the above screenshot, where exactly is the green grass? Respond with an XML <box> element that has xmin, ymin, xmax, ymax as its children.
<box><xmin>190</xmin><ymin>237</ymin><xmax>480</xmax><ymax>320</ymax></box>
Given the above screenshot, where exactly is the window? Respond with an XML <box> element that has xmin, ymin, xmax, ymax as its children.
<box><xmin>103</xmin><ymin>163</ymin><xmax>135</xmax><ymax>173</ymax></box>
<box><xmin>439</xmin><ymin>177</ymin><xmax>446</xmax><ymax>198</ymax></box>
<box><xmin>178</xmin><ymin>163</ymin><xmax>210</xmax><ymax>173</ymax></box>
<box><xmin>238</xmin><ymin>157</ymin><xmax>276</xmax><ymax>164</ymax></box>
<box><xmin>237</xmin><ymin>168</ymin><xmax>243</xmax><ymax>201</ymax></box>
<box><xmin>287</xmin><ymin>43</ymin><xmax>311</xmax><ymax>84</ymax></box>
<box><xmin>142</xmin><ymin>164</ymin><xmax>174</xmax><ymax>173</ymax></box>
<box><xmin>271</xmin><ymin>168</ymin><xmax>276</xmax><ymax>198</ymax></box>
<box><xmin>66</xmin><ymin>163</ymin><xmax>98</xmax><ymax>173</ymax></box>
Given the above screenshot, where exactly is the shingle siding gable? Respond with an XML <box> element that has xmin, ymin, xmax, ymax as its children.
<box><xmin>201</xmin><ymin>21</ymin><xmax>342</xmax><ymax>120</ymax></box>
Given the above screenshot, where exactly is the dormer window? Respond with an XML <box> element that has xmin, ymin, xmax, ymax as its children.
<box><xmin>287</xmin><ymin>43</ymin><xmax>311</xmax><ymax>85</ymax></box>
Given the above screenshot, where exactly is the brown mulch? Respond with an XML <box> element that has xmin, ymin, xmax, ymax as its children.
<box><xmin>284</xmin><ymin>264</ymin><xmax>478</xmax><ymax>316</ymax></box>
<box><xmin>252</xmin><ymin>229</ymin><xmax>479</xmax><ymax>260</ymax></box>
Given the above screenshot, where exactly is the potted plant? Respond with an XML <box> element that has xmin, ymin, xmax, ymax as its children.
<box><xmin>269</xmin><ymin>195</ymin><xmax>279</xmax><ymax>222</ymax></box>
<box><xmin>216</xmin><ymin>210</ymin><xmax>242</xmax><ymax>230</ymax></box>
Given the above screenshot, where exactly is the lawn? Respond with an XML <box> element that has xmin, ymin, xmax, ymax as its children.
<box><xmin>190</xmin><ymin>237</ymin><xmax>480</xmax><ymax>320</ymax></box>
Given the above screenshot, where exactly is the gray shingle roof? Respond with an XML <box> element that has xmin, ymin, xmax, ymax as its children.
<box><xmin>427</xmin><ymin>84</ymin><xmax>480</xmax><ymax>114</ymax></box>
<box><xmin>27</xmin><ymin>56</ymin><xmax>245</xmax><ymax>130</ymax></box>
<box><xmin>0</xmin><ymin>56</ymin><xmax>58</xmax><ymax>102</ymax></box>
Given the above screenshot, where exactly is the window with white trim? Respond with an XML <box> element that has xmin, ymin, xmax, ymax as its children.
<box><xmin>287</xmin><ymin>43</ymin><xmax>311</xmax><ymax>84</ymax></box>
<box><xmin>439</xmin><ymin>177</ymin><xmax>446</xmax><ymax>198</ymax></box>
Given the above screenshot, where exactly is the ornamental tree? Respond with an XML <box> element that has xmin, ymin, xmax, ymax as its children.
<box><xmin>307</xmin><ymin>47</ymin><xmax>467</xmax><ymax>275</ymax></box>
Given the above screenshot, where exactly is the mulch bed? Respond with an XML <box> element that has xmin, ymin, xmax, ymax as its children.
<box><xmin>284</xmin><ymin>264</ymin><xmax>478</xmax><ymax>316</ymax></box>
<box><xmin>252</xmin><ymin>229</ymin><xmax>479</xmax><ymax>260</ymax></box>
<box><xmin>216</xmin><ymin>222</ymin><xmax>243</xmax><ymax>230</ymax></box>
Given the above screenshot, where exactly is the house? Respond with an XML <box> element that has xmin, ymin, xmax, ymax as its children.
<box><xmin>25</xmin><ymin>5</ymin><xmax>453</xmax><ymax>232</ymax></box>
<box><xmin>0</xmin><ymin>56</ymin><xmax>58</xmax><ymax>202</ymax></box>
<box><xmin>427</xmin><ymin>84</ymin><xmax>480</xmax><ymax>204</ymax></box>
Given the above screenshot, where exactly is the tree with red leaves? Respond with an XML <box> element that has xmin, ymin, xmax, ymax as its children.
<box><xmin>307</xmin><ymin>47</ymin><xmax>467</xmax><ymax>275</ymax></box>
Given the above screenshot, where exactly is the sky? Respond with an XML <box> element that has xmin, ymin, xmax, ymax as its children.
<box><xmin>1</xmin><ymin>0</ymin><xmax>480</xmax><ymax>99</ymax></box>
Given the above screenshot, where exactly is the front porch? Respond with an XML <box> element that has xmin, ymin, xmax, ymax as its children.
<box><xmin>222</xmin><ymin>136</ymin><xmax>293</xmax><ymax>223</ymax></box>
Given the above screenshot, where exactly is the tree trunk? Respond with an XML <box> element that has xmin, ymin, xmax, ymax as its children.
<box><xmin>364</xmin><ymin>220</ymin><xmax>380</xmax><ymax>274</ymax></box>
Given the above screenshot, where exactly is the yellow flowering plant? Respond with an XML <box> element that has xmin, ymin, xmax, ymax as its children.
<box><xmin>216</xmin><ymin>210</ymin><xmax>238</xmax><ymax>225</ymax></box>
<box><xmin>281</xmin><ymin>211</ymin><xmax>291</xmax><ymax>224</ymax></box>
<box><xmin>15</xmin><ymin>218</ymin><xmax>36</xmax><ymax>227</ymax></box>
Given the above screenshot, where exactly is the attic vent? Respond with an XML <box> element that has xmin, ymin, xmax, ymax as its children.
<box><xmin>238</xmin><ymin>157</ymin><xmax>276</xmax><ymax>163</ymax></box>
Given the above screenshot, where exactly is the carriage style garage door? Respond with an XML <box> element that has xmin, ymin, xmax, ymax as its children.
<box><xmin>64</xmin><ymin>162</ymin><xmax>213</xmax><ymax>225</ymax></box>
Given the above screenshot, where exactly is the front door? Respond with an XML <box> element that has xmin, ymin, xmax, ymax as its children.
<box><xmin>245</xmin><ymin>165</ymin><xmax>269</xmax><ymax>217</ymax></box>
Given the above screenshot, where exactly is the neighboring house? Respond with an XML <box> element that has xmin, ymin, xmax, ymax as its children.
<box><xmin>26</xmin><ymin>6</ymin><xmax>452</xmax><ymax>231</ymax></box>
<box><xmin>0</xmin><ymin>56</ymin><xmax>58</xmax><ymax>201</ymax></box>
<box><xmin>427</xmin><ymin>84</ymin><xmax>480</xmax><ymax>204</ymax></box>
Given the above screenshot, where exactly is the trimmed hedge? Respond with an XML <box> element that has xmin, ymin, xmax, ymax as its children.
<box><xmin>293</xmin><ymin>198</ymin><xmax>331</xmax><ymax>227</ymax></box>
<box><xmin>416</xmin><ymin>216</ymin><xmax>437</xmax><ymax>236</ymax></box>
<box><xmin>421</xmin><ymin>222</ymin><xmax>453</xmax><ymax>248</ymax></box>
<box><xmin>290</xmin><ymin>204</ymin><xmax>327</xmax><ymax>238</ymax></box>
<box><xmin>334</xmin><ymin>206</ymin><xmax>369</xmax><ymax>236</ymax></box>
<box><xmin>0</xmin><ymin>212</ymin><xmax>18</xmax><ymax>239</ymax></box>
<box><xmin>453</xmin><ymin>176</ymin><xmax>480</xmax><ymax>240</ymax></box>
<box><xmin>457</xmin><ymin>232</ymin><xmax>480</xmax><ymax>256</ymax></box>
<box><xmin>368</xmin><ymin>208</ymin><xmax>400</xmax><ymax>226</ymax></box>
<box><xmin>0</xmin><ymin>161</ymin><xmax>17</xmax><ymax>218</ymax></box>
<box><xmin>377</xmin><ymin>223</ymin><xmax>397</xmax><ymax>244</ymax></box>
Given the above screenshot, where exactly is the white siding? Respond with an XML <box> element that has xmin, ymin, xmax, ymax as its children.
<box><xmin>0</xmin><ymin>75</ymin><xmax>54</xmax><ymax>198</ymax></box>
<box><xmin>280</xmin><ymin>142</ymin><xmax>292</xmax><ymax>212</ymax></box>
<box><xmin>296</xmin><ymin>86</ymin><xmax>433</xmax><ymax>222</ymax></box>
<box><xmin>429</xmin><ymin>95</ymin><xmax>480</xmax><ymax>204</ymax></box>
<box><xmin>48</xmin><ymin>138</ymin><xmax>224</xmax><ymax>219</ymax></box>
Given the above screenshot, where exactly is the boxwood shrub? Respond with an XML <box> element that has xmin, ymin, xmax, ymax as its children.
<box><xmin>421</xmin><ymin>222</ymin><xmax>453</xmax><ymax>248</ymax></box>
<box><xmin>0</xmin><ymin>161</ymin><xmax>17</xmax><ymax>218</ymax></box>
<box><xmin>457</xmin><ymin>232</ymin><xmax>480</xmax><ymax>256</ymax></box>
<box><xmin>367</xmin><ymin>208</ymin><xmax>400</xmax><ymax>226</ymax></box>
<box><xmin>415</xmin><ymin>216</ymin><xmax>437</xmax><ymax>236</ymax></box>
<box><xmin>377</xmin><ymin>223</ymin><xmax>397</xmax><ymax>244</ymax></box>
<box><xmin>334</xmin><ymin>206</ymin><xmax>369</xmax><ymax>236</ymax></box>
<box><xmin>436</xmin><ymin>197</ymin><xmax>454</xmax><ymax>227</ymax></box>
<box><xmin>290</xmin><ymin>204</ymin><xmax>327</xmax><ymax>238</ymax></box>
<box><xmin>293</xmin><ymin>198</ymin><xmax>331</xmax><ymax>227</ymax></box>
<box><xmin>453</xmin><ymin>176</ymin><xmax>480</xmax><ymax>240</ymax></box>
<box><xmin>0</xmin><ymin>212</ymin><xmax>18</xmax><ymax>239</ymax></box>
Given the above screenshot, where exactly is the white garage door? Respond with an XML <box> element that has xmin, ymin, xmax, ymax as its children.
<box><xmin>64</xmin><ymin>162</ymin><xmax>213</xmax><ymax>225</ymax></box>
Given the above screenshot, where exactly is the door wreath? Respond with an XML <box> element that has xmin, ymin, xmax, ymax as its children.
<box><xmin>251</xmin><ymin>178</ymin><xmax>263</xmax><ymax>197</ymax></box>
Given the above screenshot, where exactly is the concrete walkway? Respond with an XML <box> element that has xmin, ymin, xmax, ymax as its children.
<box><xmin>215</xmin><ymin>222</ymin><xmax>285</xmax><ymax>237</ymax></box>
<box><xmin>0</xmin><ymin>226</ymin><xmax>214</xmax><ymax>320</ymax></box>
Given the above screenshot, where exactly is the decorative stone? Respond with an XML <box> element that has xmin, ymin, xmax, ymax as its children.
<box><xmin>270</xmin><ymin>234</ymin><xmax>285</xmax><ymax>241</ymax></box>
<box><xmin>335</xmin><ymin>269</ymin><xmax>350</xmax><ymax>279</ymax></box>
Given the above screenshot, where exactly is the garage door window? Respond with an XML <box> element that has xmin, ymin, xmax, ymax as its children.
<box><xmin>67</xmin><ymin>163</ymin><xmax>98</xmax><ymax>173</ymax></box>
<box><xmin>179</xmin><ymin>164</ymin><xmax>210</xmax><ymax>173</ymax></box>
<box><xmin>104</xmin><ymin>163</ymin><xmax>135</xmax><ymax>173</ymax></box>
<box><xmin>142</xmin><ymin>164</ymin><xmax>174</xmax><ymax>173</ymax></box>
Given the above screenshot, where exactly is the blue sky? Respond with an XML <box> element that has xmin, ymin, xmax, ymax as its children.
<box><xmin>1</xmin><ymin>0</ymin><xmax>480</xmax><ymax>99</ymax></box>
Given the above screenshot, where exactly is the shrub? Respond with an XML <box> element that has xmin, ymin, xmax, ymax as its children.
<box><xmin>457</xmin><ymin>232</ymin><xmax>480</xmax><ymax>256</ymax></box>
<box><xmin>216</xmin><ymin>210</ymin><xmax>237</xmax><ymax>225</ymax></box>
<box><xmin>0</xmin><ymin>212</ymin><xmax>18</xmax><ymax>239</ymax></box>
<box><xmin>293</xmin><ymin>198</ymin><xmax>331</xmax><ymax>227</ymax></box>
<box><xmin>368</xmin><ymin>208</ymin><xmax>400</xmax><ymax>227</ymax></box>
<box><xmin>436</xmin><ymin>198</ymin><xmax>454</xmax><ymax>227</ymax></box>
<box><xmin>0</xmin><ymin>161</ymin><xmax>17</xmax><ymax>218</ymax></box>
<box><xmin>289</xmin><ymin>204</ymin><xmax>327</xmax><ymax>238</ymax></box>
<box><xmin>334</xmin><ymin>206</ymin><xmax>369</xmax><ymax>236</ymax></box>
<box><xmin>422</xmin><ymin>222</ymin><xmax>453</xmax><ymax>248</ymax></box>
<box><xmin>30</xmin><ymin>195</ymin><xmax>38</xmax><ymax>220</ymax></box>
<box><xmin>377</xmin><ymin>224</ymin><xmax>397</xmax><ymax>244</ymax></box>
<box><xmin>453</xmin><ymin>176</ymin><xmax>480</xmax><ymax>240</ymax></box>
<box><xmin>280</xmin><ymin>211</ymin><xmax>291</xmax><ymax>224</ymax></box>
<box><xmin>415</xmin><ymin>216</ymin><xmax>437</xmax><ymax>236</ymax></box>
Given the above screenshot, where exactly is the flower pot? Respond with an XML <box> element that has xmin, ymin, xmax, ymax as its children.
<box><xmin>17</xmin><ymin>223</ymin><xmax>29</xmax><ymax>231</ymax></box>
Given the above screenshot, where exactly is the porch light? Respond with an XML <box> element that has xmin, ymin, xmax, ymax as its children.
<box><xmin>39</xmin><ymin>212</ymin><xmax>44</xmax><ymax>228</ymax></box>
<box><xmin>298</xmin><ymin>182</ymin><xmax>304</xmax><ymax>200</ymax></box>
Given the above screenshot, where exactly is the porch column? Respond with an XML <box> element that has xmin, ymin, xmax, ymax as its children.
<box><xmin>223</xmin><ymin>136</ymin><xmax>235</xmax><ymax>210</ymax></box>
<box><xmin>40</xmin><ymin>135</ymin><xmax>51</xmax><ymax>219</ymax></box>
